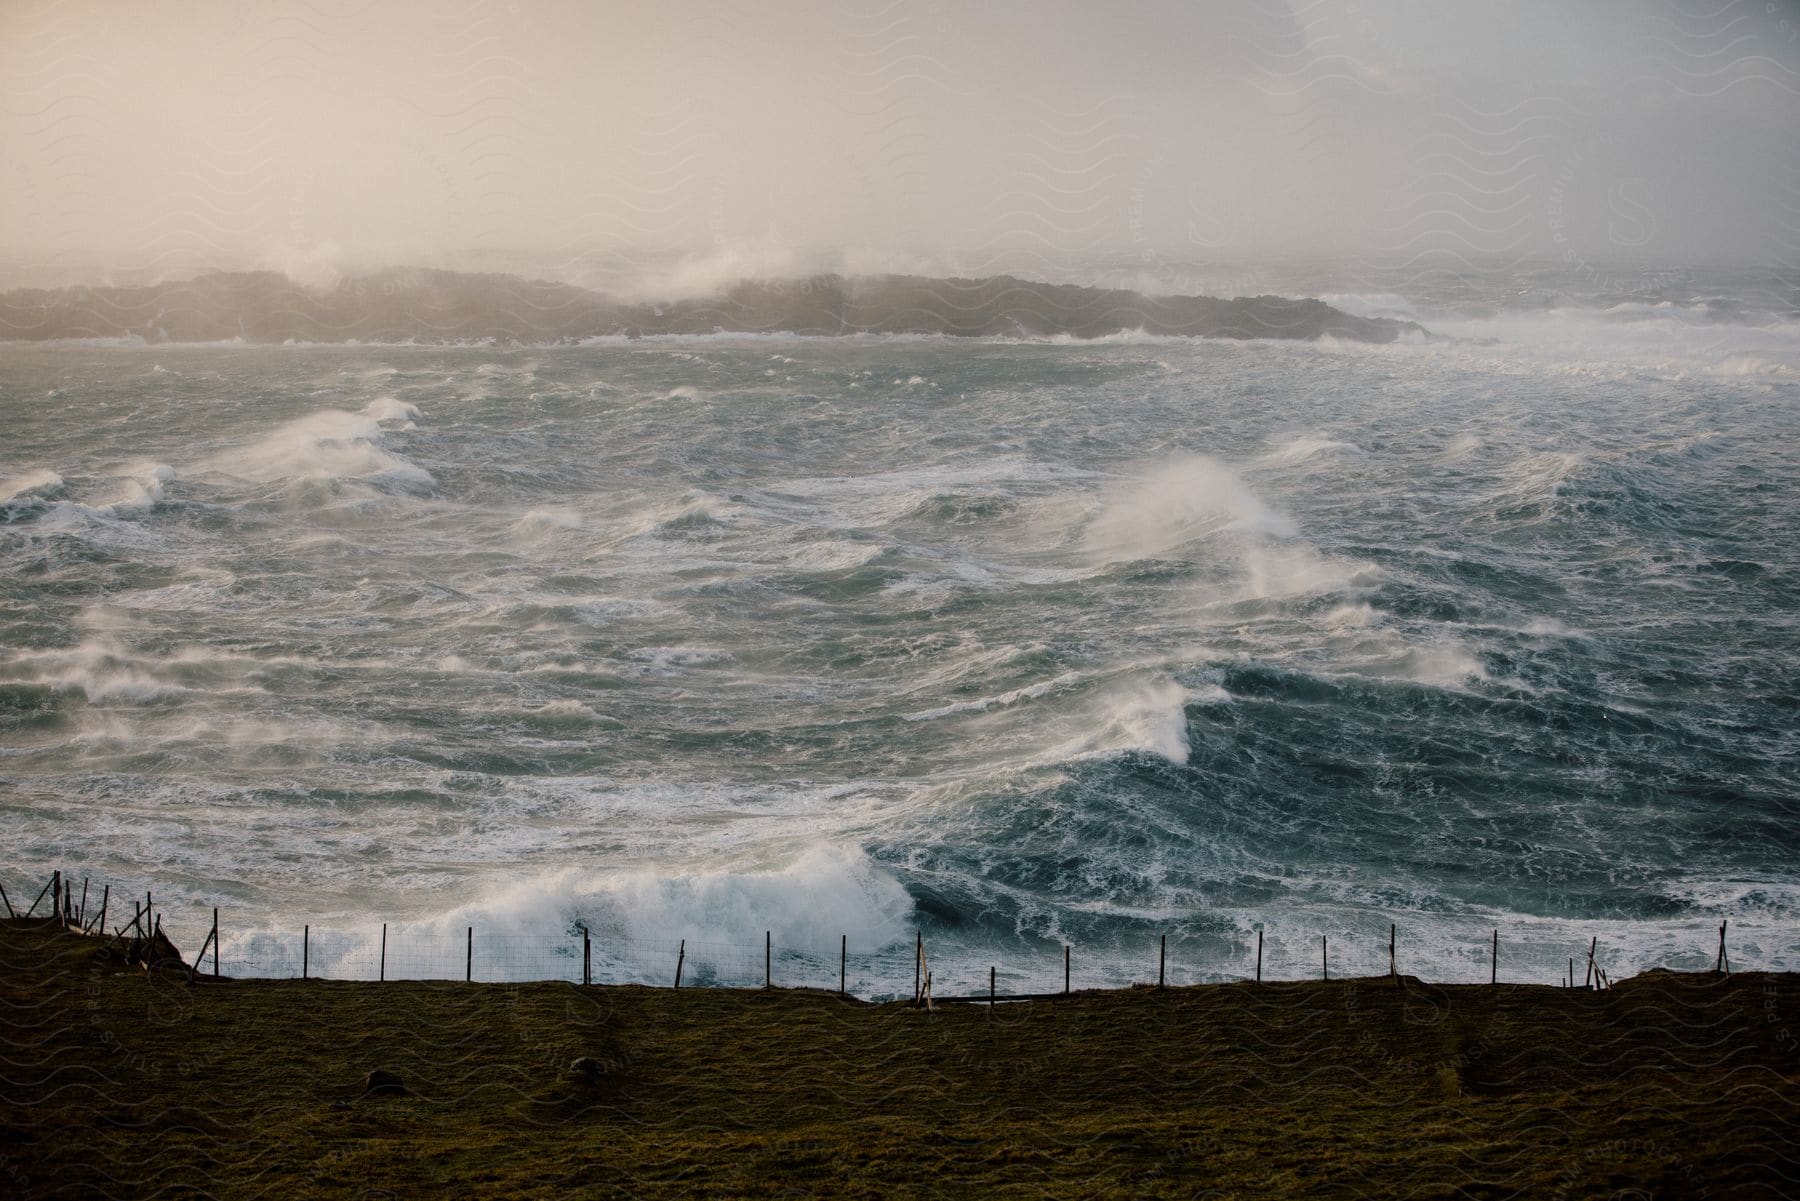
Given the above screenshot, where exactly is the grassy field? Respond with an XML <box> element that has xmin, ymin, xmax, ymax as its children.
<box><xmin>1</xmin><ymin>918</ymin><xmax>1794</xmax><ymax>1199</ymax></box>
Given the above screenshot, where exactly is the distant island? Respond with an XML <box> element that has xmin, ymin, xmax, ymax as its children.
<box><xmin>0</xmin><ymin>269</ymin><xmax>1423</xmax><ymax>345</ymax></box>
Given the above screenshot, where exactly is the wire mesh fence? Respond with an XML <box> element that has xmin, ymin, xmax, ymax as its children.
<box><xmin>5</xmin><ymin>868</ymin><xmax>1742</xmax><ymax>998</ymax></box>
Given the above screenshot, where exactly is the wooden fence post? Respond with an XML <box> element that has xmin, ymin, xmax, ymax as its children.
<box><xmin>0</xmin><ymin>880</ymin><xmax>12</xmax><ymax>918</ymax></box>
<box><xmin>1717</xmin><ymin>920</ymin><xmax>1730</xmax><ymax>976</ymax></box>
<box><xmin>675</xmin><ymin>939</ymin><xmax>685</xmax><ymax>990</ymax></box>
<box><xmin>51</xmin><ymin>871</ymin><xmax>61</xmax><ymax>924</ymax></box>
<box><xmin>1491</xmin><ymin>929</ymin><xmax>1498</xmax><ymax>984</ymax></box>
<box><xmin>1322</xmin><ymin>935</ymin><xmax>1328</xmax><ymax>982</ymax></box>
<box><xmin>212</xmin><ymin>908</ymin><xmax>220</xmax><ymax>979</ymax></box>
<box><xmin>1159</xmin><ymin>933</ymin><xmax>1166</xmax><ymax>990</ymax></box>
<box><xmin>380</xmin><ymin>923</ymin><xmax>387</xmax><ymax>982</ymax></box>
<box><xmin>466</xmin><ymin>926</ymin><xmax>473</xmax><ymax>982</ymax></box>
<box><xmin>840</xmin><ymin>934</ymin><xmax>846</xmax><ymax>996</ymax></box>
<box><xmin>26</xmin><ymin>873</ymin><xmax>53</xmax><ymax>919</ymax></box>
<box><xmin>765</xmin><ymin>930</ymin><xmax>771</xmax><ymax>989</ymax></box>
<box><xmin>914</xmin><ymin>931</ymin><xmax>922</xmax><ymax>1001</ymax></box>
<box><xmin>303</xmin><ymin>925</ymin><xmax>309</xmax><ymax>980</ymax></box>
<box><xmin>85</xmin><ymin>885</ymin><xmax>109</xmax><ymax>935</ymax></box>
<box><xmin>583</xmin><ymin>926</ymin><xmax>591</xmax><ymax>987</ymax></box>
<box><xmin>1389</xmin><ymin>923</ymin><xmax>1396</xmax><ymax>978</ymax></box>
<box><xmin>1064</xmin><ymin>944</ymin><xmax>1070</xmax><ymax>995</ymax></box>
<box><xmin>989</xmin><ymin>965</ymin><xmax>995</xmax><ymax>1010</ymax></box>
<box><xmin>78</xmin><ymin>878</ymin><xmax>89</xmax><ymax>927</ymax></box>
<box><xmin>1256</xmin><ymin>929</ymin><xmax>1263</xmax><ymax>983</ymax></box>
<box><xmin>1584</xmin><ymin>937</ymin><xmax>1597</xmax><ymax>989</ymax></box>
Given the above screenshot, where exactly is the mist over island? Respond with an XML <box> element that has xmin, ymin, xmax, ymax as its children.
<box><xmin>0</xmin><ymin>269</ymin><xmax>1422</xmax><ymax>344</ymax></box>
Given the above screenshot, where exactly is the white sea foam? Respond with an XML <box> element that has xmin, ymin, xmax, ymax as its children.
<box><xmin>0</xmin><ymin>468</ymin><xmax>64</xmax><ymax>503</ymax></box>
<box><xmin>1259</xmin><ymin>434</ymin><xmax>1362</xmax><ymax>467</ymax></box>
<box><xmin>1085</xmin><ymin>456</ymin><xmax>1295</xmax><ymax>563</ymax></box>
<box><xmin>211</xmin><ymin>403</ymin><xmax>433</xmax><ymax>492</ymax></box>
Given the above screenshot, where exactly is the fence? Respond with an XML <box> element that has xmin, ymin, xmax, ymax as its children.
<box><xmin>2</xmin><ymin>868</ymin><xmax>1734</xmax><ymax>1000</ymax></box>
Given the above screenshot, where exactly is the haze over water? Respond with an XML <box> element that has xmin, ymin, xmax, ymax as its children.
<box><xmin>3</xmin><ymin>0</ymin><xmax>1799</xmax><ymax>993</ymax></box>
<box><xmin>3</xmin><ymin>270</ymin><xmax>1797</xmax><ymax>991</ymax></box>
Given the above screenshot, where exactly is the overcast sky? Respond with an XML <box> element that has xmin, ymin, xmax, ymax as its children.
<box><xmin>3</xmin><ymin>0</ymin><xmax>1797</xmax><ymax>291</ymax></box>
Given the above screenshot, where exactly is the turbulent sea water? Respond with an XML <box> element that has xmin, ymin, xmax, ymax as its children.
<box><xmin>3</xmin><ymin>276</ymin><xmax>1798</xmax><ymax>992</ymax></box>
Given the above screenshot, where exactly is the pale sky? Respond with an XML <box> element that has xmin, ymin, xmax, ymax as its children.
<box><xmin>3</xmin><ymin>0</ymin><xmax>1797</xmax><ymax>291</ymax></box>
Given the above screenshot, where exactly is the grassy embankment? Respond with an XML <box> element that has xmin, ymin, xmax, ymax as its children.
<box><xmin>1</xmin><ymin>918</ymin><xmax>1794</xmax><ymax>1199</ymax></box>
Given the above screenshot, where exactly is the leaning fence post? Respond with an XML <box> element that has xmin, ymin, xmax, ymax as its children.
<box><xmin>1491</xmin><ymin>929</ymin><xmax>1498</xmax><ymax>984</ymax></box>
<box><xmin>1584</xmin><ymin>936</ymin><xmax>1597</xmax><ymax>989</ymax></box>
<box><xmin>78</xmin><ymin>878</ymin><xmax>89</xmax><ymax>927</ymax></box>
<box><xmin>1159</xmin><ymin>933</ymin><xmax>1166</xmax><ymax>990</ymax></box>
<box><xmin>1388</xmin><ymin>923</ymin><xmax>1396</xmax><ymax>978</ymax></box>
<box><xmin>212</xmin><ymin>908</ymin><xmax>220</xmax><ymax>979</ymax></box>
<box><xmin>303</xmin><ymin>925</ymin><xmax>309</xmax><ymax>980</ymax></box>
<box><xmin>839</xmin><ymin>934</ymin><xmax>846</xmax><ymax>996</ymax></box>
<box><xmin>86</xmin><ymin>885</ymin><xmax>109</xmax><ymax>935</ymax></box>
<box><xmin>674</xmin><ymin>939</ymin><xmax>685</xmax><ymax>990</ymax></box>
<box><xmin>913</xmin><ymin>931</ymin><xmax>922</xmax><ymax>1001</ymax></box>
<box><xmin>27</xmin><ymin>873</ymin><xmax>53</xmax><ymax>919</ymax></box>
<box><xmin>765</xmin><ymin>930</ymin><xmax>771</xmax><ymax>989</ymax></box>
<box><xmin>0</xmin><ymin>880</ymin><xmax>12</xmax><ymax>918</ymax></box>
<box><xmin>1256</xmin><ymin>929</ymin><xmax>1263</xmax><ymax>982</ymax></box>
<box><xmin>380</xmin><ymin>923</ymin><xmax>387</xmax><ymax>982</ymax></box>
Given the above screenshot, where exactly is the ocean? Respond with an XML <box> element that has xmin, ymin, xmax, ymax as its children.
<box><xmin>3</xmin><ymin>269</ymin><xmax>1797</xmax><ymax>994</ymax></box>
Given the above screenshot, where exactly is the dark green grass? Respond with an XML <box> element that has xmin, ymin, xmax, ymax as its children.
<box><xmin>1</xmin><ymin>919</ymin><xmax>1794</xmax><ymax>1198</ymax></box>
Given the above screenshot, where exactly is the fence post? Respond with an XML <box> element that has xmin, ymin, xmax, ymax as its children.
<box><xmin>0</xmin><ymin>880</ymin><xmax>12</xmax><ymax>918</ymax></box>
<box><xmin>1389</xmin><ymin>923</ymin><xmax>1396</xmax><ymax>979</ymax></box>
<box><xmin>913</xmin><ymin>931</ymin><xmax>921</xmax><ymax>1001</ymax></box>
<box><xmin>1159</xmin><ymin>933</ymin><xmax>1166</xmax><ymax>990</ymax></box>
<box><xmin>27</xmin><ymin>873</ymin><xmax>53</xmax><ymax>919</ymax></box>
<box><xmin>78</xmin><ymin>878</ymin><xmax>89</xmax><ymax>927</ymax></box>
<box><xmin>466</xmin><ymin>926</ymin><xmax>472</xmax><ymax>983</ymax></box>
<box><xmin>989</xmin><ymin>966</ymin><xmax>995</xmax><ymax>1010</ymax></box>
<box><xmin>765</xmin><ymin>930</ymin><xmax>771</xmax><ymax>989</ymax></box>
<box><xmin>583</xmin><ymin>926</ymin><xmax>591</xmax><ymax>987</ymax></box>
<box><xmin>1717</xmin><ymin>920</ymin><xmax>1729</xmax><ymax>976</ymax></box>
<box><xmin>303</xmin><ymin>925</ymin><xmax>309</xmax><ymax>980</ymax></box>
<box><xmin>380</xmin><ymin>923</ymin><xmax>387</xmax><ymax>982</ymax></box>
<box><xmin>675</xmin><ymin>939</ymin><xmax>685</xmax><ymax>990</ymax></box>
<box><xmin>1584</xmin><ymin>937</ymin><xmax>1597</xmax><ymax>989</ymax></box>
<box><xmin>51</xmin><ymin>871</ymin><xmax>61</xmax><ymax>924</ymax></box>
<box><xmin>1322</xmin><ymin>935</ymin><xmax>1328</xmax><ymax>982</ymax></box>
<box><xmin>1256</xmin><ymin>929</ymin><xmax>1263</xmax><ymax>983</ymax></box>
<box><xmin>1491</xmin><ymin>929</ymin><xmax>1498</xmax><ymax>984</ymax></box>
<box><xmin>212</xmin><ymin>908</ymin><xmax>220</xmax><ymax>980</ymax></box>
<box><xmin>87</xmin><ymin>885</ymin><xmax>109</xmax><ymax>935</ymax></box>
<box><xmin>840</xmin><ymin>934</ymin><xmax>846</xmax><ymax>996</ymax></box>
<box><xmin>1064</xmin><ymin>944</ymin><xmax>1070</xmax><ymax>995</ymax></box>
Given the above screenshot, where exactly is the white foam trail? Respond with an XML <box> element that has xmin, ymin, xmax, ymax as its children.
<box><xmin>1259</xmin><ymin>434</ymin><xmax>1362</xmax><ymax>467</ymax></box>
<box><xmin>902</xmin><ymin>670</ymin><xmax>1083</xmax><ymax>722</ymax></box>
